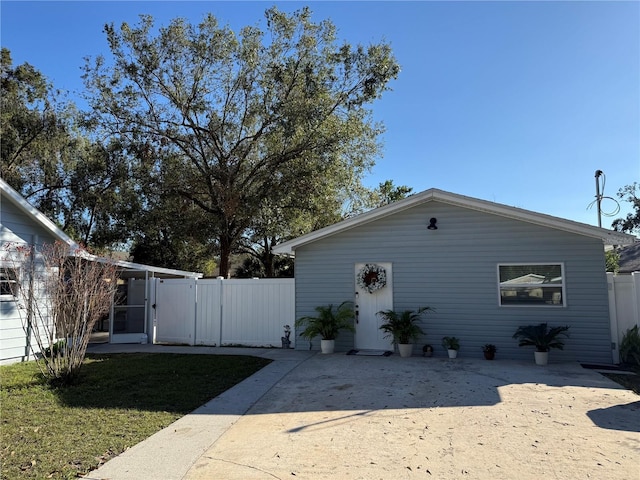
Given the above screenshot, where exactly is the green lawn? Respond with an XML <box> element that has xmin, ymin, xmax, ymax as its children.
<box><xmin>1</xmin><ymin>353</ymin><xmax>271</xmax><ymax>480</ymax></box>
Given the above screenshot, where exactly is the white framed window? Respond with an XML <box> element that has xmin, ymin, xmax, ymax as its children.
<box><xmin>498</xmin><ymin>263</ymin><xmax>565</xmax><ymax>307</ymax></box>
<box><xmin>0</xmin><ymin>268</ymin><xmax>19</xmax><ymax>301</ymax></box>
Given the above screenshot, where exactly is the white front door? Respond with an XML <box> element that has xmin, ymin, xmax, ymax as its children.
<box><xmin>354</xmin><ymin>262</ymin><xmax>393</xmax><ymax>350</ymax></box>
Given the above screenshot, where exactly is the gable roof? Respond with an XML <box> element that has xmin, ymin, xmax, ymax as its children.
<box><xmin>1</xmin><ymin>177</ymin><xmax>78</xmax><ymax>247</ymax></box>
<box><xmin>274</xmin><ymin>188</ymin><xmax>637</xmax><ymax>255</ymax></box>
<box><xmin>618</xmin><ymin>241</ymin><xmax>640</xmax><ymax>273</ymax></box>
<box><xmin>1</xmin><ymin>177</ymin><xmax>202</xmax><ymax>278</ymax></box>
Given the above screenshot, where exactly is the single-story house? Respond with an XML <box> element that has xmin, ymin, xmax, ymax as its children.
<box><xmin>274</xmin><ymin>188</ymin><xmax>637</xmax><ymax>364</ymax></box>
<box><xmin>0</xmin><ymin>177</ymin><xmax>201</xmax><ymax>365</ymax></box>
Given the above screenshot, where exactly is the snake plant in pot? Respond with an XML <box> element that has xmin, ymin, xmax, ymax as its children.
<box><xmin>512</xmin><ymin>323</ymin><xmax>570</xmax><ymax>365</ymax></box>
<box><xmin>295</xmin><ymin>301</ymin><xmax>355</xmax><ymax>354</ymax></box>
<box><xmin>377</xmin><ymin>307</ymin><xmax>433</xmax><ymax>357</ymax></box>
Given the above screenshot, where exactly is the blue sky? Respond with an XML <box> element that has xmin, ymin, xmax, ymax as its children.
<box><xmin>2</xmin><ymin>1</ymin><xmax>639</xmax><ymax>229</ymax></box>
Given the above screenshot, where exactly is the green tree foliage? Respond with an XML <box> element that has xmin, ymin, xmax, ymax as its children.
<box><xmin>1</xmin><ymin>47</ymin><xmax>73</xmax><ymax>207</ymax></box>
<box><xmin>613</xmin><ymin>183</ymin><xmax>640</xmax><ymax>234</ymax></box>
<box><xmin>605</xmin><ymin>249</ymin><xmax>620</xmax><ymax>273</ymax></box>
<box><xmin>239</xmin><ymin>192</ymin><xmax>343</xmax><ymax>277</ymax></box>
<box><xmin>349</xmin><ymin>179</ymin><xmax>413</xmax><ymax>215</ymax></box>
<box><xmin>82</xmin><ymin>7</ymin><xmax>399</xmax><ymax>277</ymax></box>
<box><xmin>239</xmin><ymin>179</ymin><xmax>411</xmax><ymax>277</ymax></box>
<box><xmin>369</xmin><ymin>180</ymin><xmax>413</xmax><ymax>207</ymax></box>
<box><xmin>129</xmin><ymin>189</ymin><xmax>217</xmax><ymax>273</ymax></box>
<box><xmin>234</xmin><ymin>254</ymin><xmax>294</xmax><ymax>278</ymax></box>
<box><xmin>1</xmin><ymin>48</ymin><xmax>137</xmax><ymax>251</ymax></box>
<box><xmin>62</xmin><ymin>140</ymin><xmax>142</xmax><ymax>249</ymax></box>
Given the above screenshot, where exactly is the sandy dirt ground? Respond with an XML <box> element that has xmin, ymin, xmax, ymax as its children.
<box><xmin>185</xmin><ymin>355</ymin><xmax>639</xmax><ymax>480</ymax></box>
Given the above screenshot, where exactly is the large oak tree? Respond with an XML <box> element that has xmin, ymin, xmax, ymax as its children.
<box><xmin>82</xmin><ymin>7</ymin><xmax>399</xmax><ymax>276</ymax></box>
<box><xmin>1</xmin><ymin>48</ymin><xmax>137</xmax><ymax>250</ymax></box>
<box><xmin>613</xmin><ymin>183</ymin><xmax>640</xmax><ymax>235</ymax></box>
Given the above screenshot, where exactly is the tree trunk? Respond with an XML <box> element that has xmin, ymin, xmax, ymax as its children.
<box><xmin>218</xmin><ymin>235</ymin><xmax>232</xmax><ymax>278</ymax></box>
<box><xmin>262</xmin><ymin>248</ymin><xmax>275</xmax><ymax>278</ymax></box>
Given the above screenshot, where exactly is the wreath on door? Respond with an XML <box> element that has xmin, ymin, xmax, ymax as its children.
<box><xmin>357</xmin><ymin>263</ymin><xmax>387</xmax><ymax>294</ymax></box>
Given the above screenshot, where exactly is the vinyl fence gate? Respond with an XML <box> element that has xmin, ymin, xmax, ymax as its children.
<box><xmin>153</xmin><ymin>278</ymin><xmax>295</xmax><ymax>347</ymax></box>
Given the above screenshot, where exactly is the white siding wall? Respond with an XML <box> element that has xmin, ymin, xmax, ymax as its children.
<box><xmin>1</xmin><ymin>197</ymin><xmax>57</xmax><ymax>364</ymax></box>
<box><xmin>294</xmin><ymin>201</ymin><xmax>613</xmax><ymax>363</ymax></box>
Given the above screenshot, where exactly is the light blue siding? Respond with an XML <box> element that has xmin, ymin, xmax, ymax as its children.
<box><xmin>1</xmin><ymin>199</ymin><xmax>58</xmax><ymax>248</ymax></box>
<box><xmin>1</xmin><ymin>196</ymin><xmax>57</xmax><ymax>364</ymax></box>
<box><xmin>294</xmin><ymin>201</ymin><xmax>611</xmax><ymax>363</ymax></box>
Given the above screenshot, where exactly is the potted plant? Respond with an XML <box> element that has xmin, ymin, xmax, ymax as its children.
<box><xmin>512</xmin><ymin>323</ymin><xmax>570</xmax><ymax>365</ymax></box>
<box><xmin>619</xmin><ymin>325</ymin><xmax>640</xmax><ymax>367</ymax></box>
<box><xmin>281</xmin><ymin>325</ymin><xmax>292</xmax><ymax>349</ymax></box>
<box><xmin>378</xmin><ymin>307</ymin><xmax>432</xmax><ymax>357</ymax></box>
<box><xmin>295</xmin><ymin>301</ymin><xmax>355</xmax><ymax>354</ymax></box>
<box><xmin>442</xmin><ymin>336</ymin><xmax>460</xmax><ymax>358</ymax></box>
<box><xmin>482</xmin><ymin>344</ymin><xmax>497</xmax><ymax>360</ymax></box>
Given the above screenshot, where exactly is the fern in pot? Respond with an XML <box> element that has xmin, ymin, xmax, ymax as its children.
<box><xmin>512</xmin><ymin>323</ymin><xmax>570</xmax><ymax>365</ymax></box>
<box><xmin>378</xmin><ymin>307</ymin><xmax>433</xmax><ymax>357</ymax></box>
<box><xmin>295</xmin><ymin>301</ymin><xmax>355</xmax><ymax>354</ymax></box>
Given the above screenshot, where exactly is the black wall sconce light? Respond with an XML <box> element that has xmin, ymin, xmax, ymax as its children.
<box><xmin>427</xmin><ymin>217</ymin><xmax>438</xmax><ymax>230</ymax></box>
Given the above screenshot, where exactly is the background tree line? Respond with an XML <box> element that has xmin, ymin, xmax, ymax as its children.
<box><xmin>2</xmin><ymin>7</ymin><xmax>638</xmax><ymax>278</ymax></box>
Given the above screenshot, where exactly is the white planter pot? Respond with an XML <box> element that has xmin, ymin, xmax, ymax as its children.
<box><xmin>534</xmin><ymin>351</ymin><xmax>549</xmax><ymax>365</ymax></box>
<box><xmin>447</xmin><ymin>349</ymin><xmax>458</xmax><ymax>359</ymax></box>
<box><xmin>320</xmin><ymin>339</ymin><xmax>335</xmax><ymax>354</ymax></box>
<box><xmin>398</xmin><ymin>343</ymin><xmax>413</xmax><ymax>358</ymax></box>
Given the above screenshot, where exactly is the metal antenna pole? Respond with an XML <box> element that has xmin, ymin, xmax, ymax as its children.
<box><xmin>595</xmin><ymin>170</ymin><xmax>603</xmax><ymax>228</ymax></box>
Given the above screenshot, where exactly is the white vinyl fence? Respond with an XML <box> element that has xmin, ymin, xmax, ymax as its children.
<box><xmin>152</xmin><ymin>278</ymin><xmax>295</xmax><ymax>347</ymax></box>
<box><xmin>149</xmin><ymin>274</ymin><xmax>637</xmax><ymax>362</ymax></box>
<box><xmin>607</xmin><ymin>272</ymin><xmax>640</xmax><ymax>363</ymax></box>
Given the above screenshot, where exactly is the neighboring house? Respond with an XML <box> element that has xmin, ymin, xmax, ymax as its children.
<box><xmin>0</xmin><ymin>178</ymin><xmax>201</xmax><ymax>365</ymax></box>
<box><xmin>617</xmin><ymin>241</ymin><xmax>640</xmax><ymax>273</ymax></box>
<box><xmin>274</xmin><ymin>188</ymin><xmax>637</xmax><ymax>363</ymax></box>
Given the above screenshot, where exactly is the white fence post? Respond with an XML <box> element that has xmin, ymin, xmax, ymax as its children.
<box><xmin>632</xmin><ymin>271</ymin><xmax>640</xmax><ymax>330</ymax></box>
<box><xmin>607</xmin><ymin>273</ymin><xmax>620</xmax><ymax>364</ymax></box>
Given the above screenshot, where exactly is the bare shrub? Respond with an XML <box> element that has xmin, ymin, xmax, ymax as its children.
<box><xmin>2</xmin><ymin>241</ymin><xmax>118</xmax><ymax>385</ymax></box>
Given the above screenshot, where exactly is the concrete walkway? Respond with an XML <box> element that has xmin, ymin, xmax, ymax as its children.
<box><xmin>83</xmin><ymin>344</ymin><xmax>315</xmax><ymax>480</ymax></box>
<box><xmin>84</xmin><ymin>345</ymin><xmax>640</xmax><ymax>480</ymax></box>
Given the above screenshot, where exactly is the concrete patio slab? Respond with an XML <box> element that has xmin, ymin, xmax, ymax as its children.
<box><xmin>83</xmin><ymin>345</ymin><xmax>639</xmax><ymax>480</ymax></box>
<box><xmin>185</xmin><ymin>354</ymin><xmax>639</xmax><ymax>480</ymax></box>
